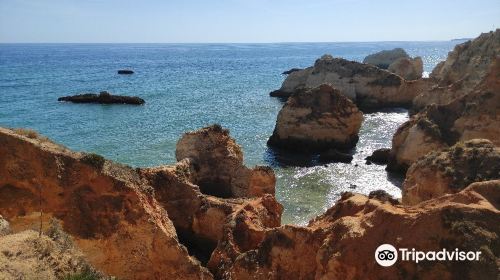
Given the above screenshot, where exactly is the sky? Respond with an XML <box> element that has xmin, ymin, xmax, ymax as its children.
<box><xmin>0</xmin><ymin>0</ymin><xmax>499</xmax><ymax>43</ymax></box>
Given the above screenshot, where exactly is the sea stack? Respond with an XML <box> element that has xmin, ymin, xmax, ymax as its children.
<box><xmin>268</xmin><ymin>84</ymin><xmax>363</xmax><ymax>152</ymax></box>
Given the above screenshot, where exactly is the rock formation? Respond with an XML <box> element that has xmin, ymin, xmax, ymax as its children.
<box><xmin>413</xmin><ymin>29</ymin><xmax>500</xmax><ymax>111</ymax></box>
<box><xmin>363</xmin><ymin>48</ymin><xmax>423</xmax><ymax>80</ymax></box>
<box><xmin>365</xmin><ymin>148</ymin><xmax>391</xmax><ymax>164</ymax></box>
<box><xmin>58</xmin><ymin>91</ymin><xmax>145</xmax><ymax>105</ymax></box>
<box><xmin>176</xmin><ymin>124</ymin><xmax>276</xmax><ymax>198</ymax></box>
<box><xmin>402</xmin><ymin>139</ymin><xmax>500</xmax><ymax>205</ymax></box>
<box><xmin>269</xmin><ymin>55</ymin><xmax>427</xmax><ymax>109</ymax></box>
<box><xmin>363</xmin><ymin>48</ymin><xmax>410</xmax><ymax>69</ymax></box>
<box><xmin>0</xmin><ymin>126</ymin><xmax>283</xmax><ymax>279</ymax></box>
<box><xmin>388</xmin><ymin>56</ymin><xmax>500</xmax><ymax>171</ymax></box>
<box><xmin>221</xmin><ymin>183</ymin><xmax>500</xmax><ymax>280</ymax></box>
<box><xmin>388</xmin><ymin>56</ymin><xmax>423</xmax><ymax>80</ymax></box>
<box><xmin>117</xmin><ymin>69</ymin><xmax>134</xmax><ymax>74</ymax></box>
<box><xmin>268</xmin><ymin>84</ymin><xmax>364</xmax><ymax>152</ymax></box>
<box><xmin>0</xmin><ymin>127</ymin><xmax>212</xmax><ymax>279</ymax></box>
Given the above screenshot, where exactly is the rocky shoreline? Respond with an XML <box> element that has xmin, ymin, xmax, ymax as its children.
<box><xmin>1</xmin><ymin>29</ymin><xmax>499</xmax><ymax>279</ymax></box>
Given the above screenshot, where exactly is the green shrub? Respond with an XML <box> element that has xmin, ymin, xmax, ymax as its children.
<box><xmin>81</xmin><ymin>153</ymin><xmax>105</xmax><ymax>169</ymax></box>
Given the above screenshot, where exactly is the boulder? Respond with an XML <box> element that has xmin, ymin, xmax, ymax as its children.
<box><xmin>269</xmin><ymin>55</ymin><xmax>426</xmax><ymax>109</ymax></box>
<box><xmin>388</xmin><ymin>56</ymin><xmax>423</xmax><ymax>80</ymax></box>
<box><xmin>402</xmin><ymin>139</ymin><xmax>500</xmax><ymax>205</ymax></box>
<box><xmin>268</xmin><ymin>84</ymin><xmax>363</xmax><ymax>152</ymax></box>
<box><xmin>388</xmin><ymin>57</ymin><xmax>500</xmax><ymax>171</ymax></box>
<box><xmin>58</xmin><ymin>91</ymin><xmax>145</xmax><ymax>105</ymax></box>
<box><xmin>365</xmin><ymin>148</ymin><xmax>390</xmax><ymax>164</ymax></box>
<box><xmin>175</xmin><ymin>124</ymin><xmax>276</xmax><ymax>198</ymax></box>
<box><xmin>223</xmin><ymin>183</ymin><xmax>500</xmax><ymax>279</ymax></box>
<box><xmin>413</xmin><ymin>29</ymin><xmax>500</xmax><ymax>111</ymax></box>
<box><xmin>362</xmin><ymin>48</ymin><xmax>410</xmax><ymax>69</ymax></box>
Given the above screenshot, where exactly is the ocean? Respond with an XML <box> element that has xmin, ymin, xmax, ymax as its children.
<box><xmin>0</xmin><ymin>41</ymin><xmax>460</xmax><ymax>224</ymax></box>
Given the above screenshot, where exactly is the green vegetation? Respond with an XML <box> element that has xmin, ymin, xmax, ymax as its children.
<box><xmin>63</xmin><ymin>269</ymin><xmax>101</xmax><ymax>280</ymax></box>
<box><xmin>81</xmin><ymin>153</ymin><xmax>106</xmax><ymax>169</ymax></box>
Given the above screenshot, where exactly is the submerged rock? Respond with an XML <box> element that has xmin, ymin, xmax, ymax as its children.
<box><xmin>58</xmin><ymin>91</ymin><xmax>145</xmax><ymax>105</ymax></box>
<box><xmin>402</xmin><ymin>139</ymin><xmax>500</xmax><ymax>205</ymax></box>
<box><xmin>268</xmin><ymin>84</ymin><xmax>363</xmax><ymax>152</ymax></box>
<box><xmin>362</xmin><ymin>48</ymin><xmax>410</xmax><ymax>69</ymax></box>
<box><xmin>269</xmin><ymin>54</ymin><xmax>426</xmax><ymax>109</ymax></box>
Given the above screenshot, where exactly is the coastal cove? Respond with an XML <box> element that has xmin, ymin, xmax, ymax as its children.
<box><xmin>0</xmin><ymin>41</ymin><xmax>460</xmax><ymax>224</ymax></box>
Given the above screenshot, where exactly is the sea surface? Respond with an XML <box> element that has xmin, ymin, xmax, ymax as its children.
<box><xmin>0</xmin><ymin>41</ymin><xmax>460</xmax><ymax>225</ymax></box>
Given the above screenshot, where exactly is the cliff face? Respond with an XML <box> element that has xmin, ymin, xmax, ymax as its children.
<box><xmin>270</xmin><ymin>55</ymin><xmax>426</xmax><ymax>109</ymax></box>
<box><xmin>413</xmin><ymin>29</ymin><xmax>500</xmax><ymax>111</ymax></box>
<box><xmin>388</xmin><ymin>57</ymin><xmax>500</xmax><ymax>171</ymax></box>
<box><xmin>268</xmin><ymin>84</ymin><xmax>364</xmax><ymax>151</ymax></box>
<box><xmin>223</xmin><ymin>183</ymin><xmax>500</xmax><ymax>280</ymax></box>
<box><xmin>0</xmin><ymin>126</ymin><xmax>283</xmax><ymax>279</ymax></box>
<box><xmin>402</xmin><ymin>139</ymin><xmax>500</xmax><ymax>205</ymax></box>
<box><xmin>0</xmin><ymin>127</ymin><xmax>212</xmax><ymax>279</ymax></box>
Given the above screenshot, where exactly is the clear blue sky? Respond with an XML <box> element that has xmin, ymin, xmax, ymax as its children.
<box><xmin>0</xmin><ymin>0</ymin><xmax>499</xmax><ymax>43</ymax></box>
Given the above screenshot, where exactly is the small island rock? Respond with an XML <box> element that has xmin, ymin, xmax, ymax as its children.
<box><xmin>58</xmin><ymin>91</ymin><xmax>145</xmax><ymax>105</ymax></box>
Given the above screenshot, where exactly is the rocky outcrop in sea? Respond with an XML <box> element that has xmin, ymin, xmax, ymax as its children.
<box><xmin>269</xmin><ymin>54</ymin><xmax>427</xmax><ymax>110</ymax></box>
<box><xmin>268</xmin><ymin>84</ymin><xmax>363</xmax><ymax>152</ymax></box>
<box><xmin>363</xmin><ymin>48</ymin><xmax>423</xmax><ymax>80</ymax></box>
<box><xmin>58</xmin><ymin>91</ymin><xmax>145</xmax><ymax>105</ymax></box>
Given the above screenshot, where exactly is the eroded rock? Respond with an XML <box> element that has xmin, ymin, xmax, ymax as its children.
<box><xmin>175</xmin><ymin>124</ymin><xmax>276</xmax><ymax>198</ymax></box>
<box><xmin>223</xmin><ymin>183</ymin><xmax>500</xmax><ymax>279</ymax></box>
<box><xmin>388</xmin><ymin>56</ymin><xmax>423</xmax><ymax>80</ymax></box>
<box><xmin>269</xmin><ymin>55</ymin><xmax>426</xmax><ymax>109</ymax></box>
<box><xmin>363</xmin><ymin>48</ymin><xmax>410</xmax><ymax>69</ymax></box>
<box><xmin>388</xmin><ymin>57</ymin><xmax>500</xmax><ymax>171</ymax></box>
<box><xmin>402</xmin><ymin>139</ymin><xmax>500</xmax><ymax>205</ymax></box>
<box><xmin>0</xmin><ymin>127</ymin><xmax>212</xmax><ymax>279</ymax></box>
<box><xmin>413</xmin><ymin>29</ymin><xmax>500</xmax><ymax>111</ymax></box>
<box><xmin>268</xmin><ymin>84</ymin><xmax>363</xmax><ymax>152</ymax></box>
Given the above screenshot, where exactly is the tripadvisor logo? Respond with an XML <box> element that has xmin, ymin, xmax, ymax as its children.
<box><xmin>375</xmin><ymin>244</ymin><xmax>482</xmax><ymax>267</ymax></box>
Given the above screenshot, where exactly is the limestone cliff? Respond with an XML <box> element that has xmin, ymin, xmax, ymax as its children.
<box><xmin>402</xmin><ymin>140</ymin><xmax>500</xmax><ymax>205</ymax></box>
<box><xmin>0</xmin><ymin>126</ymin><xmax>283</xmax><ymax>279</ymax></box>
<box><xmin>223</xmin><ymin>184</ymin><xmax>500</xmax><ymax>280</ymax></box>
<box><xmin>388</xmin><ymin>57</ymin><xmax>500</xmax><ymax>171</ymax></box>
<box><xmin>413</xmin><ymin>29</ymin><xmax>500</xmax><ymax>111</ymax></box>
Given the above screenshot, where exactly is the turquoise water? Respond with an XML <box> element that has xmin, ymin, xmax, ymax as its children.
<box><xmin>0</xmin><ymin>42</ymin><xmax>459</xmax><ymax>224</ymax></box>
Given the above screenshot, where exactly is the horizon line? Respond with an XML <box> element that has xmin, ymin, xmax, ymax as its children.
<box><xmin>0</xmin><ymin>39</ymin><xmax>471</xmax><ymax>45</ymax></box>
